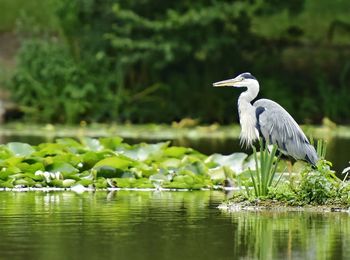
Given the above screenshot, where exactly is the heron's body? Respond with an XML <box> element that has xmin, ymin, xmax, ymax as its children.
<box><xmin>213</xmin><ymin>72</ymin><xmax>318</xmax><ymax>165</ymax></box>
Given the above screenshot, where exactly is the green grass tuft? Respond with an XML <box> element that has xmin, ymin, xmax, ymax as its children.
<box><xmin>248</xmin><ymin>139</ymin><xmax>281</xmax><ymax>197</ymax></box>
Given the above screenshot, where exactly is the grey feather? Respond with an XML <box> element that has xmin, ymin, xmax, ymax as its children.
<box><xmin>253</xmin><ymin>99</ymin><xmax>318</xmax><ymax>165</ymax></box>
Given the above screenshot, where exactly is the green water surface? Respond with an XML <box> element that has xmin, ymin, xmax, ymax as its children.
<box><xmin>0</xmin><ymin>191</ymin><xmax>349</xmax><ymax>260</ymax></box>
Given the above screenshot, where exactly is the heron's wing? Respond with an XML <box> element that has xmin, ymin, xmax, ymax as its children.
<box><xmin>253</xmin><ymin>99</ymin><xmax>318</xmax><ymax>164</ymax></box>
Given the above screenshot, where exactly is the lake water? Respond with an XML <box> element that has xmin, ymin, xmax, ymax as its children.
<box><xmin>0</xmin><ymin>191</ymin><xmax>349</xmax><ymax>260</ymax></box>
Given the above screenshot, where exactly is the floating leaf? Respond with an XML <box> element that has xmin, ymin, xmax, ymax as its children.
<box><xmin>164</xmin><ymin>146</ymin><xmax>189</xmax><ymax>158</ymax></box>
<box><xmin>173</xmin><ymin>174</ymin><xmax>194</xmax><ymax>185</ymax></box>
<box><xmin>77</xmin><ymin>179</ymin><xmax>94</xmax><ymax>187</ymax></box>
<box><xmin>100</xmin><ymin>137</ymin><xmax>123</xmax><ymax>150</ymax></box>
<box><xmin>208</xmin><ymin>167</ymin><xmax>226</xmax><ymax>181</ymax></box>
<box><xmin>159</xmin><ymin>158</ymin><xmax>181</xmax><ymax>168</ymax></box>
<box><xmin>50</xmin><ymin>179</ymin><xmax>63</xmax><ymax>187</ymax></box>
<box><xmin>14</xmin><ymin>177</ymin><xmax>36</xmax><ymax>187</ymax></box>
<box><xmin>56</xmin><ymin>138</ymin><xmax>84</xmax><ymax>153</ymax></box>
<box><xmin>0</xmin><ymin>170</ymin><xmax>13</xmax><ymax>180</ymax></box>
<box><xmin>94</xmin><ymin>156</ymin><xmax>135</xmax><ymax>169</ymax></box>
<box><xmin>81</xmin><ymin>137</ymin><xmax>103</xmax><ymax>151</ymax></box>
<box><xmin>17</xmin><ymin>162</ymin><xmax>45</xmax><ymax>173</ymax></box>
<box><xmin>120</xmin><ymin>172</ymin><xmax>135</xmax><ymax>178</ymax></box>
<box><xmin>35</xmin><ymin>143</ymin><xmax>67</xmax><ymax>156</ymax></box>
<box><xmin>208</xmin><ymin>153</ymin><xmax>248</xmax><ymax>173</ymax></box>
<box><xmin>184</xmin><ymin>161</ymin><xmax>207</xmax><ymax>175</ymax></box>
<box><xmin>3</xmin><ymin>157</ymin><xmax>23</xmax><ymax>167</ymax></box>
<box><xmin>243</xmin><ymin>154</ymin><xmax>256</xmax><ymax>171</ymax></box>
<box><xmin>163</xmin><ymin>182</ymin><xmax>190</xmax><ymax>189</ymax></box>
<box><xmin>62</xmin><ymin>179</ymin><xmax>76</xmax><ymax>187</ymax></box>
<box><xmin>7</xmin><ymin>142</ymin><xmax>35</xmax><ymax>157</ymax></box>
<box><xmin>56</xmin><ymin>138</ymin><xmax>82</xmax><ymax>148</ymax></box>
<box><xmin>94</xmin><ymin>178</ymin><xmax>108</xmax><ymax>188</ymax></box>
<box><xmin>82</xmin><ymin>151</ymin><xmax>109</xmax><ymax>168</ymax></box>
<box><xmin>120</xmin><ymin>142</ymin><xmax>169</xmax><ymax>161</ymax></box>
<box><xmin>0</xmin><ymin>146</ymin><xmax>12</xmax><ymax>159</ymax></box>
<box><xmin>113</xmin><ymin>178</ymin><xmax>135</xmax><ymax>188</ymax></box>
<box><xmin>47</xmin><ymin>162</ymin><xmax>78</xmax><ymax>174</ymax></box>
<box><xmin>0</xmin><ymin>179</ymin><xmax>14</xmax><ymax>188</ymax></box>
<box><xmin>2</xmin><ymin>166</ymin><xmax>21</xmax><ymax>175</ymax></box>
<box><xmin>96</xmin><ymin>166</ymin><xmax>124</xmax><ymax>178</ymax></box>
<box><xmin>149</xmin><ymin>173</ymin><xmax>169</xmax><ymax>183</ymax></box>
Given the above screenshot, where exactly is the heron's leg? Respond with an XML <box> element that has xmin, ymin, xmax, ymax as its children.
<box><xmin>286</xmin><ymin>160</ymin><xmax>293</xmax><ymax>174</ymax></box>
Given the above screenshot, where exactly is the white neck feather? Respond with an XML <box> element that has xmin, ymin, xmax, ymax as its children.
<box><xmin>237</xmin><ymin>80</ymin><xmax>260</xmax><ymax>147</ymax></box>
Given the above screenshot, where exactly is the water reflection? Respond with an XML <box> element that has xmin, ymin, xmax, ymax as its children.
<box><xmin>227</xmin><ymin>211</ymin><xmax>350</xmax><ymax>260</ymax></box>
<box><xmin>0</xmin><ymin>191</ymin><xmax>349</xmax><ymax>260</ymax></box>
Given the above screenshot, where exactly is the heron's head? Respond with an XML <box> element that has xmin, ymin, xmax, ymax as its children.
<box><xmin>213</xmin><ymin>72</ymin><xmax>257</xmax><ymax>88</ymax></box>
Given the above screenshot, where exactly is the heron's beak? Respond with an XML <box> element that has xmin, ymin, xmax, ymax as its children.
<box><xmin>212</xmin><ymin>78</ymin><xmax>240</xmax><ymax>87</ymax></box>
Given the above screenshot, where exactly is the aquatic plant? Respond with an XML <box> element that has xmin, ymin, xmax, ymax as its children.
<box><xmin>297</xmin><ymin>159</ymin><xmax>339</xmax><ymax>204</ymax></box>
<box><xmin>0</xmin><ymin>137</ymin><xmax>242</xmax><ymax>190</ymax></box>
<box><xmin>293</xmin><ymin>140</ymin><xmax>342</xmax><ymax>204</ymax></box>
<box><xmin>316</xmin><ymin>139</ymin><xmax>327</xmax><ymax>159</ymax></box>
<box><xmin>247</xmin><ymin>140</ymin><xmax>281</xmax><ymax>197</ymax></box>
<box><xmin>229</xmin><ymin>138</ymin><xmax>350</xmax><ymax>206</ymax></box>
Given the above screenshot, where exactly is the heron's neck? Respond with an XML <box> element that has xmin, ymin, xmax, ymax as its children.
<box><xmin>237</xmin><ymin>80</ymin><xmax>260</xmax><ymax>109</ymax></box>
<box><xmin>237</xmin><ymin>80</ymin><xmax>260</xmax><ymax>147</ymax></box>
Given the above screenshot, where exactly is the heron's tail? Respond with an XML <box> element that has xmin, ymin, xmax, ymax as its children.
<box><xmin>304</xmin><ymin>143</ymin><xmax>318</xmax><ymax>166</ymax></box>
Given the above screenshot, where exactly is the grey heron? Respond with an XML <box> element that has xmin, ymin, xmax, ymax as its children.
<box><xmin>213</xmin><ymin>72</ymin><xmax>318</xmax><ymax>165</ymax></box>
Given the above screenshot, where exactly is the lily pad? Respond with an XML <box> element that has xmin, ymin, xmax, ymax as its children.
<box><xmin>46</xmin><ymin>162</ymin><xmax>78</xmax><ymax>174</ymax></box>
<box><xmin>149</xmin><ymin>173</ymin><xmax>169</xmax><ymax>183</ymax></box>
<box><xmin>94</xmin><ymin>156</ymin><xmax>135</xmax><ymax>169</ymax></box>
<box><xmin>7</xmin><ymin>142</ymin><xmax>35</xmax><ymax>157</ymax></box>
<box><xmin>95</xmin><ymin>166</ymin><xmax>124</xmax><ymax>178</ymax></box>
<box><xmin>100</xmin><ymin>137</ymin><xmax>123</xmax><ymax>150</ymax></box>
<box><xmin>77</xmin><ymin>179</ymin><xmax>94</xmax><ymax>187</ymax></box>
<box><xmin>82</xmin><ymin>151</ymin><xmax>108</xmax><ymax>169</ymax></box>
<box><xmin>62</xmin><ymin>179</ymin><xmax>77</xmax><ymax>187</ymax></box>
<box><xmin>35</xmin><ymin>143</ymin><xmax>67</xmax><ymax>156</ymax></box>
<box><xmin>164</xmin><ymin>146</ymin><xmax>189</xmax><ymax>158</ymax></box>
<box><xmin>159</xmin><ymin>158</ymin><xmax>181</xmax><ymax>168</ymax></box>
<box><xmin>81</xmin><ymin>137</ymin><xmax>103</xmax><ymax>151</ymax></box>
<box><xmin>120</xmin><ymin>142</ymin><xmax>169</xmax><ymax>161</ymax></box>
<box><xmin>208</xmin><ymin>153</ymin><xmax>248</xmax><ymax>173</ymax></box>
<box><xmin>17</xmin><ymin>162</ymin><xmax>45</xmax><ymax>173</ymax></box>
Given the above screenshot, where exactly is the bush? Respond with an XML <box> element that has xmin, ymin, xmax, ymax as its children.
<box><xmin>9</xmin><ymin>39</ymin><xmax>96</xmax><ymax>123</ymax></box>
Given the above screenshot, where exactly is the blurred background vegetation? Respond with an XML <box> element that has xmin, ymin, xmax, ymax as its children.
<box><xmin>0</xmin><ymin>0</ymin><xmax>350</xmax><ymax>125</ymax></box>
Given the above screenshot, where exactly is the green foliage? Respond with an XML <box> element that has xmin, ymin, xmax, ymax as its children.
<box><xmin>264</xmin><ymin>159</ymin><xmax>350</xmax><ymax>206</ymax></box>
<box><xmin>247</xmin><ymin>140</ymin><xmax>280</xmax><ymax>197</ymax></box>
<box><xmin>297</xmin><ymin>160</ymin><xmax>339</xmax><ymax>204</ymax></box>
<box><xmin>9</xmin><ymin>0</ymin><xmax>334</xmax><ymax>124</ymax></box>
<box><xmin>9</xmin><ymin>39</ymin><xmax>95</xmax><ymax>123</ymax></box>
<box><xmin>231</xmin><ymin>139</ymin><xmax>350</xmax><ymax>206</ymax></box>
